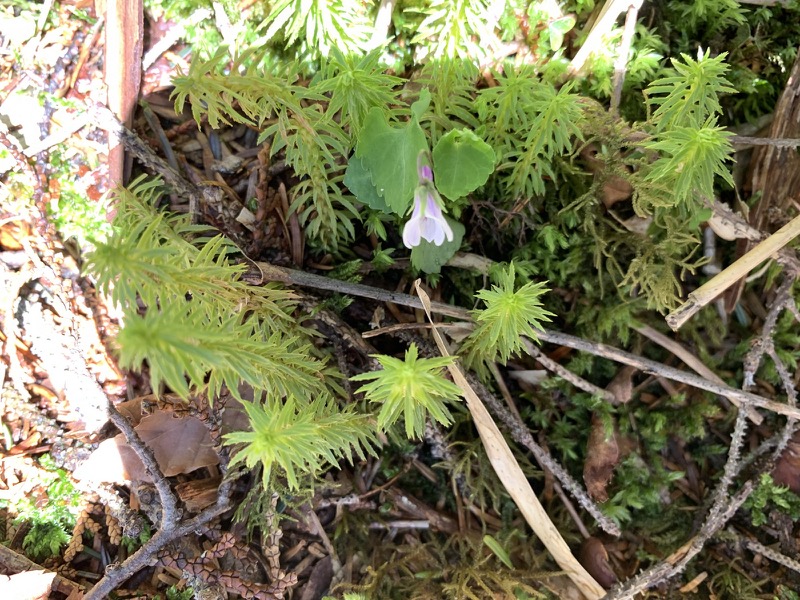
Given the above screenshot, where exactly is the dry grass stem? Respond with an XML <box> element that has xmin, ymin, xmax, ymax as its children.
<box><xmin>415</xmin><ymin>281</ymin><xmax>607</xmax><ymax>600</ymax></box>
<box><xmin>667</xmin><ymin>213</ymin><xmax>800</xmax><ymax>330</ymax></box>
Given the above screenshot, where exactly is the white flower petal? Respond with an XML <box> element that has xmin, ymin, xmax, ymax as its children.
<box><xmin>440</xmin><ymin>216</ymin><xmax>454</xmax><ymax>242</ymax></box>
<box><xmin>409</xmin><ymin>191</ymin><xmax>423</xmax><ymax>218</ymax></box>
<box><xmin>420</xmin><ymin>217</ymin><xmax>439</xmax><ymax>243</ymax></box>
<box><xmin>425</xmin><ymin>194</ymin><xmax>442</xmax><ymax>218</ymax></box>
<box><xmin>403</xmin><ymin>219</ymin><xmax>422</xmax><ymax>248</ymax></box>
<box><xmin>403</xmin><ymin>180</ymin><xmax>455</xmax><ymax>248</ymax></box>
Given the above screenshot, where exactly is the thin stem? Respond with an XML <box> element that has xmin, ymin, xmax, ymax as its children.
<box><xmin>84</xmin><ymin>479</ymin><xmax>234</xmax><ymax>600</ymax></box>
<box><xmin>257</xmin><ymin>264</ymin><xmax>794</xmax><ymax>421</ymax></box>
<box><xmin>610</xmin><ymin>3</ymin><xmax>639</xmax><ymax>114</ymax></box>
<box><xmin>106</xmin><ymin>401</ymin><xmax>181</xmax><ymax>528</ymax></box>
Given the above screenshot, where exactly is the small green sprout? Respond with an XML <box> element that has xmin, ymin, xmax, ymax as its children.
<box><xmin>352</xmin><ymin>343</ymin><xmax>462</xmax><ymax>439</ymax></box>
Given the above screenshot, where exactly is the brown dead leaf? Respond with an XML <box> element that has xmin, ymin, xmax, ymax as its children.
<box><xmin>578</xmin><ymin>537</ymin><xmax>618</xmax><ymax>589</ymax></box>
<box><xmin>74</xmin><ymin>411</ymin><xmax>219</xmax><ymax>484</ymax></box>
<box><xmin>773</xmin><ymin>431</ymin><xmax>800</xmax><ymax>494</ymax></box>
<box><xmin>131</xmin><ymin>411</ymin><xmax>220</xmax><ymax>476</ymax></box>
<box><xmin>607</xmin><ymin>210</ymin><xmax>651</xmax><ymax>236</ymax></box>
<box><xmin>580</xmin><ymin>143</ymin><xmax>634</xmax><ymax>208</ymax></box>
<box><xmin>115</xmin><ymin>397</ymin><xmax>143</xmax><ymax>426</ymax></box>
<box><xmin>605</xmin><ymin>365</ymin><xmax>637</xmax><ymax>405</ymax></box>
<box><xmin>0</xmin><ymin>220</ymin><xmax>32</xmax><ymax>251</ymax></box>
<box><xmin>222</xmin><ymin>390</ymin><xmax>251</xmax><ymax>435</ymax></box>
<box><xmin>600</xmin><ymin>176</ymin><xmax>634</xmax><ymax>208</ymax></box>
<box><xmin>583</xmin><ymin>414</ymin><xmax>620</xmax><ymax>503</ymax></box>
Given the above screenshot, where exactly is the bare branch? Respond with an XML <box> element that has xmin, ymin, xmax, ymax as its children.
<box><xmin>604</xmin><ymin>481</ymin><xmax>753</xmax><ymax>599</ymax></box>
<box><xmin>105</xmin><ymin>401</ymin><xmax>181</xmax><ymax>527</ymax></box>
<box><xmin>84</xmin><ymin>479</ymin><xmax>234</xmax><ymax>600</ymax></box>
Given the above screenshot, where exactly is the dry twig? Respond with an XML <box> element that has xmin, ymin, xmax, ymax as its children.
<box><xmin>606</xmin><ymin>409</ymin><xmax>753</xmax><ymax>598</ymax></box>
<box><xmin>609</xmin><ymin>2</ymin><xmax>639</xmax><ymax>114</ymax></box>
<box><xmin>742</xmin><ymin>538</ymin><xmax>800</xmax><ymax>576</ymax></box>
<box><xmin>81</xmin><ymin>400</ymin><xmax>237</xmax><ymax>598</ymax></box>
<box><xmin>742</xmin><ymin>273</ymin><xmax>799</xmax><ymax>394</ymax></box>
<box><xmin>256</xmin><ymin>266</ymin><xmax>794</xmax><ymax>421</ymax></box>
<box><xmin>568</xmin><ymin>0</ymin><xmax>644</xmax><ymax>76</ymax></box>
<box><xmin>634</xmin><ymin>324</ymin><xmax>763</xmax><ymax>425</ymax></box>
<box><xmin>84</xmin><ymin>479</ymin><xmax>234</xmax><ymax>600</ymax></box>
<box><xmin>466</xmin><ymin>367</ymin><xmax>621</xmax><ymax>537</ymax></box>
<box><xmin>106</xmin><ymin>401</ymin><xmax>181</xmax><ymax>525</ymax></box>
<box><xmin>524</xmin><ymin>339</ymin><xmax>616</xmax><ymax>403</ymax></box>
<box><xmin>604</xmin><ymin>482</ymin><xmax>753</xmax><ymax>599</ymax></box>
<box><xmin>667</xmin><ymin>213</ymin><xmax>800</xmax><ymax>331</ymax></box>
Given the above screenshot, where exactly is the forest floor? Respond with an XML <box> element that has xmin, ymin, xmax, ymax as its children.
<box><xmin>3</xmin><ymin>2</ymin><xmax>800</xmax><ymax>600</ymax></box>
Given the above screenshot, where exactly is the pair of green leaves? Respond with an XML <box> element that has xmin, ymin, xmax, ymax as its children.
<box><xmin>343</xmin><ymin>89</ymin><xmax>495</xmax><ymax>273</ymax></box>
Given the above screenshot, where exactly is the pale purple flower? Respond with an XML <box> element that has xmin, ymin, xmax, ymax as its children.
<box><xmin>418</xmin><ymin>163</ymin><xmax>434</xmax><ymax>183</ymax></box>
<box><xmin>402</xmin><ymin>187</ymin><xmax>454</xmax><ymax>248</ymax></box>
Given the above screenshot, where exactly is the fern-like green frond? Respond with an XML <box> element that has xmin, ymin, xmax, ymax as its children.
<box><xmin>675</xmin><ymin>0</ymin><xmax>747</xmax><ymax>35</ymax></box>
<box><xmin>172</xmin><ymin>47</ymin><xmax>320</xmax><ymax>129</ymax></box>
<box><xmin>646</xmin><ymin>50</ymin><xmax>736</xmax><ymax>131</ymax></box>
<box><xmin>260</xmin><ymin>0</ymin><xmax>370</xmax><ymax>57</ymax></box>
<box><xmin>87</xmin><ymin>215</ymin><xmax>179</xmax><ymax>309</ymax></box>
<box><xmin>351</xmin><ymin>343</ymin><xmax>462</xmax><ymax>439</ymax></box>
<box><xmin>87</xmin><ymin>176</ymin><xmax>331</xmax><ymax>403</ymax></box>
<box><xmin>116</xmin><ymin>304</ymin><xmax>327</xmax><ymax>402</ymax></box>
<box><xmin>498</xmin><ymin>81</ymin><xmax>584</xmax><ymax>198</ymax></box>
<box><xmin>506</xmin><ymin>84</ymin><xmax>583</xmax><ymax>197</ymax></box>
<box><xmin>476</xmin><ymin>66</ymin><xmax>541</xmax><ymax>150</ymax></box>
<box><xmin>171</xmin><ymin>47</ymin><xmax>258</xmax><ymax>128</ymax></box>
<box><xmin>463</xmin><ymin>263</ymin><xmax>553</xmax><ymax>365</ymax></box>
<box><xmin>88</xmin><ymin>216</ymin><xmax>252</xmax><ymax>311</ymax></box>
<box><xmin>313</xmin><ymin>48</ymin><xmax>403</xmax><ymax>137</ymax></box>
<box><xmin>409</xmin><ymin>0</ymin><xmax>494</xmax><ymax>61</ymax></box>
<box><xmin>171</xmin><ymin>48</ymin><xmax>358</xmax><ymax>247</ymax></box>
<box><xmin>644</xmin><ymin>118</ymin><xmax>734</xmax><ymax>206</ymax></box>
<box><xmin>262</xmin><ymin>104</ymin><xmax>357</xmax><ymax>248</ymax></box>
<box><xmin>416</xmin><ymin>60</ymin><xmax>480</xmax><ymax>142</ymax></box>
<box><xmin>224</xmin><ymin>396</ymin><xmax>378</xmax><ymax>490</ymax></box>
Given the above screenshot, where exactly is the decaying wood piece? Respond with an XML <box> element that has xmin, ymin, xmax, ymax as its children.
<box><xmin>748</xmin><ymin>47</ymin><xmax>800</xmax><ymax>228</ymax></box>
<box><xmin>0</xmin><ymin>544</ymin><xmax>84</xmax><ymax>597</ymax></box>
<box><xmin>725</xmin><ymin>47</ymin><xmax>800</xmax><ymax>311</ymax></box>
<box><xmin>103</xmin><ymin>0</ymin><xmax>143</xmax><ymax>187</ymax></box>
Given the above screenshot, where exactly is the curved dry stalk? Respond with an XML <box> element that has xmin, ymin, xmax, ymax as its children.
<box><xmin>415</xmin><ymin>281</ymin><xmax>607</xmax><ymax>600</ymax></box>
<box><xmin>467</xmin><ymin>369</ymin><xmax>621</xmax><ymax>537</ymax></box>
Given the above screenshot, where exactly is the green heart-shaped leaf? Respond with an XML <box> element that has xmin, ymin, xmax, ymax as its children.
<box><xmin>432</xmin><ymin>129</ymin><xmax>495</xmax><ymax>201</ymax></box>
<box><xmin>410</xmin><ymin>218</ymin><xmax>465</xmax><ymax>274</ymax></box>
<box><xmin>355</xmin><ymin>108</ymin><xmax>428</xmax><ymax>214</ymax></box>
<box><xmin>548</xmin><ymin>16</ymin><xmax>575</xmax><ymax>52</ymax></box>
<box><xmin>344</xmin><ymin>155</ymin><xmax>390</xmax><ymax>213</ymax></box>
